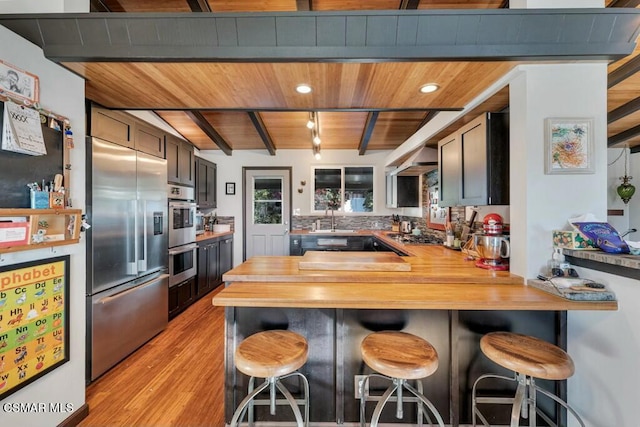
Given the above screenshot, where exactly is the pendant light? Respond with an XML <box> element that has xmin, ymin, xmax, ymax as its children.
<box><xmin>308</xmin><ymin>111</ymin><xmax>321</xmax><ymax>158</ymax></box>
<box><xmin>617</xmin><ymin>145</ymin><xmax>636</xmax><ymax>204</ymax></box>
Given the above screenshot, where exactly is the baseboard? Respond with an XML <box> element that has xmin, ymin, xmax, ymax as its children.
<box><xmin>57</xmin><ymin>403</ymin><xmax>89</xmax><ymax>427</ymax></box>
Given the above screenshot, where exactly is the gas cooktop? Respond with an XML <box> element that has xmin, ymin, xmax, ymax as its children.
<box><xmin>386</xmin><ymin>233</ymin><xmax>443</xmax><ymax>245</ymax></box>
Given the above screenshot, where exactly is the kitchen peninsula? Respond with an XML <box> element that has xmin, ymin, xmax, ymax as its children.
<box><xmin>213</xmin><ymin>232</ymin><xmax>616</xmax><ymax>426</ymax></box>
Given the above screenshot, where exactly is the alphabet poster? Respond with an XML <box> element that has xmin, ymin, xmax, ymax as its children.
<box><xmin>0</xmin><ymin>256</ymin><xmax>69</xmax><ymax>399</ymax></box>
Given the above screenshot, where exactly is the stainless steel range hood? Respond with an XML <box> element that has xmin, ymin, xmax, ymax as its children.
<box><xmin>393</xmin><ymin>147</ymin><xmax>438</xmax><ymax>176</ymax></box>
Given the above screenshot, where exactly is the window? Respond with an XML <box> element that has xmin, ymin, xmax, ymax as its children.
<box><xmin>253</xmin><ymin>177</ymin><xmax>283</xmax><ymax>224</ymax></box>
<box><xmin>312</xmin><ymin>166</ymin><xmax>374</xmax><ymax>213</ymax></box>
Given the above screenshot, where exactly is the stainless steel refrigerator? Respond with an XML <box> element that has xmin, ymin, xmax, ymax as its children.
<box><xmin>86</xmin><ymin>137</ymin><xmax>169</xmax><ymax>381</ymax></box>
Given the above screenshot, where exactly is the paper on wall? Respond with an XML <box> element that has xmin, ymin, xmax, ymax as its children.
<box><xmin>1</xmin><ymin>100</ymin><xmax>46</xmax><ymax>156</ymax></box>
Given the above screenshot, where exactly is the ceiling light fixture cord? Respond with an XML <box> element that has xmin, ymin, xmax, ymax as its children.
<box><xmin>608</xmin><ymin>148</ymin><xmax>625</xmax><ymax>166</ymax></box>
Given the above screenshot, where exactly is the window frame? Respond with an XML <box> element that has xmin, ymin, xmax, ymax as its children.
<box><xmin>310</xmin><ymin>165</ymin><xmax>375</xmax><ymax>214</ymax></box>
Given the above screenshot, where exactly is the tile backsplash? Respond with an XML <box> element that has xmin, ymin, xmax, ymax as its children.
<box><xmin>291</xmin><ymin>214</ymin><xmax>446</xmax><ymax>241</ymax></box>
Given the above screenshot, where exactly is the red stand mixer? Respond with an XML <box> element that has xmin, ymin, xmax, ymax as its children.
<box><xmin>473</xmin><ymin>213</ymin><xmax>510</xmax><ymax>270</ymax></box>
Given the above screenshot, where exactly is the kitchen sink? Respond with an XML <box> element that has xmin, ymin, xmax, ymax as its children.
<box><xmin>309</xmin><ymin>229</ymin><xmax>356</xmax><ymax>233</ymax></box>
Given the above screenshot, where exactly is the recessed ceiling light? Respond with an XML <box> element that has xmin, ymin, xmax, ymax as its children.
<box><xmin>296</xmin><ymin>84</ymin><xmax>312</xmax><ymax>94</ymax></box>
<box><xmin>420</xmin><ymin>83</ymin><xmax>440</xmax><ymax>94</ymax></box>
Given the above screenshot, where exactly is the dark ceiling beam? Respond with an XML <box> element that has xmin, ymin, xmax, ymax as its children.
<box><xmin>499</xmin><ymin>1</ymin><xmax>509</xmax><ymax>8</ymax></box>
<box><xmin>296</xmin><ymin>0</ymin><xmax>312</xmax><ymax>11</ymax></box>
<box><xmin>399</xmin><ymin>0</ymin><xmax>420</xmax><ymax>9</ymax></box>
<box><xmin>609</xmin><ymin>0</ymin><xmax>640</xmax><ymax>7</ymax></box>
<box><xmin>145</xmin><ymin>107</ymin><xmax>460</xmax><ymax>113</ymax></box>
<box><xmin>415</xmin><ymin>110</ymin><xmax>439</xmax><ymax>133</ymax></box>
<box><xmin>2</xmin><ymin>10</ymin><xmax>639</xmax><ymax>62</ymax></box>
<box><xmin>358</xmin><ymin>112</ymin><xmax>379</xmax><ymax>156</ymax></box>
<box><xmin>89</xmin><ymin>0</ymin><xmax>111</xmax><ymax>12</ymax></box>
<box><xmin>608</xmin><ymin>54</ymin><xmax>640</xmax><ymax>88</ymax></box>
<box><xmin>608</xmin><ymin>96</ymin><xmax>640</xmax><ymax>123</ymax></box>
<box><xmin>247</xmin><ymin>112</ymin><xmax>276</xmax><ymax>155</ymax></box>
<box><xmin>186</xmin><ymin>0</ymin><xmax>212</xmax><ymax>12</ymax></box>
<box><xmin>608</xmin><ymin>124</ymin><xmax>640</xmax><ymax>147</ymax></box>
<box><xmin>184</xmin><ymin>110</ymin><xmax>233</xmax><ymax>155</ymax></box>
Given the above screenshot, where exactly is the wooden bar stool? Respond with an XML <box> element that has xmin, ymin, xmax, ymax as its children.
<box><xmin>359</xmin><ymin>331</ymin><xmax>445</xmax><ymax>427</ymax></box>
<box><xmin>472</xmin><ymin>332</ymin><xmax>585</xmax><ymax>427</ymax></box>
<box><xmin>231</xmin><ymin>330</ymin><xmax>309</xmax><ymax>427</ymax></box>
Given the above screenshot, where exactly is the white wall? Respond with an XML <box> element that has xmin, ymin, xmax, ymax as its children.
<box><xmin>509</xmin><ymin>64</ymin><xmax>608</xmax><ymax>280</ymax></box>
<box><xmin>510</xmin><ymin>0</ymin><xmax>603</xmax><ymax>8</ymax></box>
<box><xmin>197</xmin><ymin>148</ymin><xmax>402</xmax><ymax>263</ymax></box>
<box><xmin>0</xmin><ymin>0</ymin><xmax>87</xmax><ymax>13</ymax></box>
<box><xmin>628</xmin><ymin>152</ymin><xmax>640</xmax><ymax>239</ymax></box>
<box><xmin>568</xmin><ymin>267</ymin><xmax>640</xmax><ymax>427</ymax></box>
<box><xmin>0</xmin><ymin>25</ymin><xmax>86</xmax><ymax>427</ymax></box>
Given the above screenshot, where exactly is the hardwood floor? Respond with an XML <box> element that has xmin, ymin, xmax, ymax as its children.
<box><xmin>79</xmin><ymin>287</ymin><xmax>226</xmax><ymax>427</ymax></box>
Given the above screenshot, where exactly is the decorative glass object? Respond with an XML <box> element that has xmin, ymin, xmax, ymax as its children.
<box><xmin>617</xmin><ymin>147</ymin><xmax>635</xmax><ymax>204</ymax></box>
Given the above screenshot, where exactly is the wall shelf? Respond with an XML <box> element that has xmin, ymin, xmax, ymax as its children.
<box><xmin>0</xmin><ymin>208</ymin><xmax>82</xmax><ymax>254</ymax></box>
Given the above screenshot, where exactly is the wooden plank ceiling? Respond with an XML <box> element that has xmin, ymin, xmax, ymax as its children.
<box><xmin>84</xmin><ymin>0</ymin><xmax>640</xmax><ymax>154</ymax></box>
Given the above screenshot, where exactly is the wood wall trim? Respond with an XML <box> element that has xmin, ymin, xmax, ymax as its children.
<box><xmin>57</xmin><ymin>403</ymin><xmax>89</xmax><ymax>427</ymax></box>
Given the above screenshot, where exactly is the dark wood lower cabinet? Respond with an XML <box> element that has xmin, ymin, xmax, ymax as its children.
<box><xmin>171</xmin><ymin>235</ymin><xmax>233</xmax><ymax>320</ymax></box>
<box><xmin>197</xmin><ymin>239</ymin><xmax>220</xmax><ymax>297</ymax></box>
<box><xmin>168</xmin><ymin>276</ymin><xmax>196</xmax><ymax>320</ymax></box>
<box><xmin>219</xmin><ymin>237</ymin><xmax>233</xmax><ymax>277</ymax></box>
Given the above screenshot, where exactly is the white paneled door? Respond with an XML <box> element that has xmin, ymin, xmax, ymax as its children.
<box><xmin>244</xmin><ymin>168</ymin><xmax>291</xmax><ymax>260</ymax></box>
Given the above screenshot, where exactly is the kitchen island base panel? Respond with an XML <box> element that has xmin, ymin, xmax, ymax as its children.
<box><xmin>224</xmin><ymin>307</ymin><xmax>562</xmax><ymax>426</ymax></box>
<box><xmin>226</xmin><ymin>307</ymin><xmax>336</xmax><ymax>424</ymax></box>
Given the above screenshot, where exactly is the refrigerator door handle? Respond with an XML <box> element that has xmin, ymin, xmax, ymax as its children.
<box><xmin>138</xmin><ymin>200</ymin><xmax>148</xmax><ymax>272</ymax></box>
<box><xmin>98</xmin><ymin>274</ymin><xmax>170</xmax><ymax>304</ymax></box>
<box><xmin>127</xmin><ymin>199</ymin><xmax>139</xmax><ymax>276</ymax></box>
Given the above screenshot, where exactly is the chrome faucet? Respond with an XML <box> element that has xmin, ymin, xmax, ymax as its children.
<box><xmin>621</xmin><ymin>228</ymin><xmax>637</xmax><ymax>238</ymax></box>
<box><xmin>326</xmin><ymin>208</ymin><xmax>336</xmax><ymax>232</ymax></box>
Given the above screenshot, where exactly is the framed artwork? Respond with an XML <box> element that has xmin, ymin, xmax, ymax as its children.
<box><xmin>0</xmin><ymin>256</ymin><xmax>70</xmax><ymax>400</ymax></box>
<box><xmin>0</xmin><ymin>60</ymin><xmax>39</xmax><ymax>105</ymax></box>
<box><xmin>427</xmin><ymin>186</ymin><xmax>449</xmax><ymax>231</ymax></box>
<box><xmin>544</xmin><ymin>118</ymin><xmax>594</xmax><ymax>174</ymax></box>
<box><xmin>225</xmin><ymin>182</ymin><xmax>235</xmax><ymax>195</ymax></box>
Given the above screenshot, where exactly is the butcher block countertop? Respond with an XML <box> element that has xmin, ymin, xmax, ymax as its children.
<box><xmin>196</xmin><ymin>230</ymin><xmax>233</xmax><ymax>242</ymax></box>
<box><xmin>223</xmin><ymin>244</ymin><xmax>518</xmax><ymax>284</ymax></box>
<box><xmin>212</xmin><ymin>281</ymin><xmax>616</xmax><ymax>310</ymax></box>
<box><xmin>213</xmin><ymin>231</ymin><xmax>618</xmax><ymax>311</ymax></box>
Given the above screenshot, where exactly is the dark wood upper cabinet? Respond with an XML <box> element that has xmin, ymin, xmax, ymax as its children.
<box><xmin>438</xmin><ymin>112</ymin><xmax>509</xmax><ymax>207</ymax></box>
<box><xmin>90</xmin><ymin>106</ymin><xmax>134</xmax><ymax>149</ymax></box>
<box><xmin>179</xmin><ymin>140</ymin><xmax>195</xmax><ymax>187</ymax></box>
<box><xmin>166</xmin><ymin>134</ymin><xmax>195</xmax><ymax>187</ymax></box>
<box><xmin>397</xmin><ymin>176</ymin><xmax>419</xmax><ymax>208</ymax></box>
<box><xmin>91</xmin><ymin>105</ymin><xmax>167</xmax><ymax>160</ymax></box>
<box><xmin>134</xmin><ymin>121</ymin><xmax>165</xmax><ymax>158</ymax></box>
<box><xmin>195</xmin><ymin>157</ymin><xmax>217</xmax><ymax>209</ymax></box>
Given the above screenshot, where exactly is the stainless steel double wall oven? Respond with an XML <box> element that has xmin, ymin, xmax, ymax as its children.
<box><xmin>167</xmin><ymin>184</ymin><xmax>197</xmax><ymax>287</ymax></box>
